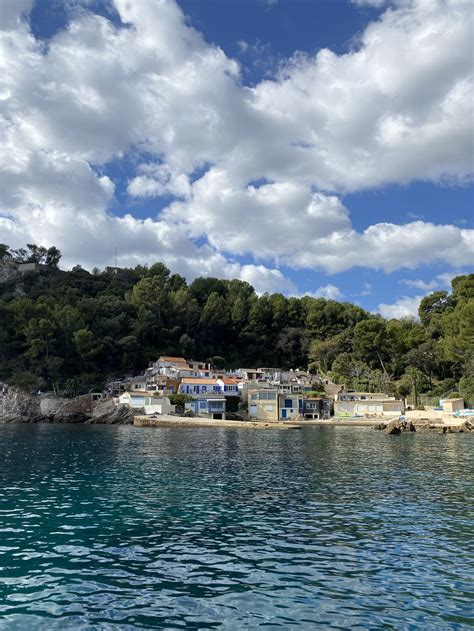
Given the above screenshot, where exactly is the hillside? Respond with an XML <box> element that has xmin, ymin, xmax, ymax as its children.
<box><xmin>0</xmin><ymin>244</ymin><xmax>472</xmax><ymax>404</ymax></box>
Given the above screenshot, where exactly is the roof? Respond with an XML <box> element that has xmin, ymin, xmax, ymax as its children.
<box><xmin>219</xmin><ymin>377</ymin><xmax>238</xmax><ymax>385</ymax></box>
<box><xmin>159</xmin><ymin>356</ymin><xmax>187</xmax><ymax>364</ymax></box>
<box><xmin>181</xmin><ymin>378</ymin><xmax>216</xmax><ymax>385</ymax></box>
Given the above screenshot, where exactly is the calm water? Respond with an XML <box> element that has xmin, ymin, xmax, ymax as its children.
<box><xmin>0</xmin><ymin>425</ymin><xmax>472</xmax><ymax>630</ymax></box>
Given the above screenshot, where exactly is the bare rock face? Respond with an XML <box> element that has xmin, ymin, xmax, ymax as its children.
<box><xmin>88</xmin><ymin>399</ymin><xmax>144</xmax><ymax>424</ymax></box>
<box><xmin>40</xmin><ymin>395</ymin><xmax>67</xmax><ymax>420</ymax></box>
<box><xmin>53</xmin><ymin>395</ymin><xmax>92</xmax><ymax>423</ymax></box>
<box><xmin>0</xmin><ymin>258</ymin><xmax>20</xmax><ymax>284</ymax></box>
<box><xmin>441</xmin><ymin>421</ymin><xmax>474</xmax><ymax>434</ymax></box>
<box><xmin>0</xmin><ymin>389</ymin><xmax>42</xmax><ymax>423</ymax></box>
<box><xmin>384</xmin><ymin>419</ymin><xmax>402</xmax><ymax>434</ymax></box>
<box><xmin>89</xmin><ymin>399</ymin><xmax>116</xmax><ymax>423</ymax></box>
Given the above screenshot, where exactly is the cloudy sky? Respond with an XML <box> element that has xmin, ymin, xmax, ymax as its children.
<box><xmin>0</xmin><ymin>0</ymin><xmax>473</xmax><ymax>317</ymax></box>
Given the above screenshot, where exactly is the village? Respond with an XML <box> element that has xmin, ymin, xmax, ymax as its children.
<box><xmin>103</xmin><ymin>355</ymin><xmax>468</xmax><ymax>426</ymax></box>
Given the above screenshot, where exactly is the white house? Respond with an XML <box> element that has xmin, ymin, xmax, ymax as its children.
<box><xmin>118</xmin><ymin>392</ymin><xmax>175</xmax><ymax>416</ymax></box>
<box><xmin>216</xmin><ymin>378</ymin><xmax>239</xmax><ymax>396</ymax></box>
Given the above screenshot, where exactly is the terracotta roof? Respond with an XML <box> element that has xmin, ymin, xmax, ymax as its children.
<box><xmin>181</xmin><ymin>378</ymin><xmax>216</xmax><ymax>385</ymax></box>
<box><xmin>220</xmin><ymin>378</ymin><xmax>238</xmax><ymax>385</ymax></box>
<box><xmin>159</xmin><ymin>356</ymin><xmax>187</xmax><ymax>363</ymax></box>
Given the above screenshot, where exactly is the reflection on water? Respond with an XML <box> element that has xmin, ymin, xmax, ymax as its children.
<box><xmin>0</xmin><ymin>424</ymin><xmax>472</xmax><ymax>629</ymax></box>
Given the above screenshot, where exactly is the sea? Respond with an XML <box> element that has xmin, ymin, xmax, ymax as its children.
<box><xmin>0</xmin><ymin>424</ymin><xmax>472</xmax><ymax>629</ymax></box>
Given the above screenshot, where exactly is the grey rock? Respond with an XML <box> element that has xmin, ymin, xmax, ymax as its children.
<box><xmin>0</xmin><ymin>388</ymin><xmax>43</xmax><ymax>423</ymax></box>
<box><xmin>384</xmin><ymin>419</ymin><xmax>402</xmax><ymax>435</ymax></box>
<box><xmin>53</xmin><ymin>395</ymin><xmax>92</xmax><ymax>423</ymax></box>
<box><xmin>88</xmin><ymin>400</ymin><xmax>144</xmax><ymax>424</ymax></box>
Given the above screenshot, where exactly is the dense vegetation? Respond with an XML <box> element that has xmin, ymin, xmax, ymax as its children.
<box><xmin>1</xmin><ymin>244</ymin><xmax>473</xmax><ymax>404</ymax></box>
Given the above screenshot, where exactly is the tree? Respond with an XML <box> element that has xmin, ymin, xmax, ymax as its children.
<box><xmin>10</xmin><ymin>243</ymin><xmax>62</xmax><ymax>267</ymax></box>
<box><xmin>45</xmin><ymin>246</ymin><xmax>62</xmax><ymax>268</ymax></box>
<box><xmin>397</xmin><ymin>379</ymin><xmax>412</xmax><ymax>404</ymax></box>
<box><xmin>418</xmin><ymin>291</ymin><xmax>452</xmax><ymax>326</ymax></box>
<box><xmin>0</xmin><ymin>244</ymin><xmax>10</xmax><ymax>259</ymax></box>
<box><xmin>406</xmin><ymin>340</ymin><xmax>441</xmax><ymax>388</ymax></box>
<box><xmin>404</xmin><ymin>367</ymin><xmax>424</xmax><ymax>408</ymax></box>
<box><xmin>459</xmin><ymin>376</ymin><xmax>474</xmax><ymax>407</ymax></box>
<box><xmin>353</xmin><ymin>318</ymin><xmax>390</xmax><ymax>376</ymax></box>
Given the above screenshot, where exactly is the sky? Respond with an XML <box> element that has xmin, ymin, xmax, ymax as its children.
<box><xmin>0</xmin><ymin>0</ymin><xmax>473</xmax><ymax>318</ymax></box>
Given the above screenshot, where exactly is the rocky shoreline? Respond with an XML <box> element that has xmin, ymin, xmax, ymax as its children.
<box><xmin>374</xmin><ymin>417</ymin><xmax>474</xmax><ymax>434</ymax></box>
<box><xmin>2</xmin><ymin>389</ymin><xmax>473</xmax><ymax>434</ymax></box>
<box><xmin>0</xmin><ymin>389</ymin><xmax>140</xmax><ymax>425</ymax></box>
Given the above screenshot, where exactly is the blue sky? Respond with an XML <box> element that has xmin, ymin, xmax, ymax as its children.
<box><xmin>1</xmin><ymin>0</ymin><xmax>473</xmax><ymax>317</ymax></box>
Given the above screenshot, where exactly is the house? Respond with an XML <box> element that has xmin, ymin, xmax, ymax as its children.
<box><xmin>238</xmin><ymin>380</ymin><xmax>270</xmax><ymax>403</ymax></box>
<box><xmin>248</xmin><ymin>389</ymin><xmax>306</xmax><ymax>421</ymax></box>
<box><xmin>154</xmin><ymin>356</ymin><xmax>188</xmax><ymax>370</ymax></box>
<box><xmin>216</xmin><ymin>378</ymin><xmax>239</xmax><ymax>396</ymax></box>
<box><xmin>278</xmin><ymin>393</ymin><xmax>304</xmax><ymax>420</ymax></box>
<box><xmin>237</xmin><ymin>368</ymin><xmax>266</xmax><ymax>381</ymax></box>
<box><xmin>185</xmin><ymin>395</ymin><xmax>226</xmax><ymax>420</ymax></box>
<box><xmin>127</xmin><ymin>375</ymin><xmax>148</xmax><ymax>392</ymax></box>
<box><xmin>179</xmin><ymin>378</ymin><xmax>219</xmax><ymax>395</ymax></box>
<box><xmin>118</xmin><ymin>392</ymin><xmax>175</xmax><ymax>415</ymax></box>
<box><xmin>440</xmin><ymin>398</ymin><xmax>464</xmax><ymax>413</ymax></box>
<box><xmin>334</xmin><ymin>392</ymin><xmax>404</xmax><ymax>417</ymax></box>
<box><xmin>337</xmin><ymin>391</ymin><xmax>389</xmax><ymax>402</ymax></box>
<box><xmin>187</xmin><ymin>360</ymin><xmax>212</xmax><ymax>375</ymax></box>
<box><xmin>302</xmin><ymin>397</ymin><xmax>332</xmax><ymax>420</ymax></box>
<box><xmin>145</xmin><ymin>374</ymin><xmax>179</xmax><ymax>395</ymax></box>
<box><xmin>248</xmin><ymin>389</ymin><xmax>279</xmax><ymax>421</ymax></box>
<box><xmin>159</xmin><ymin>364</ymin><xmax>195</xmax><ymax>379</ymax></box>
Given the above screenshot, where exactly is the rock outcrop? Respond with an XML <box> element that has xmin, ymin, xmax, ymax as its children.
<box><xmin>53</xmin><ymin>394</ymin><xmax>93</xmax><ymax>423</ymax></box>
<box><xmin>0</xmin><ymin>388</ymin><xmax>43</xmax><ymax>423</ymax></box>
<box><xmin>88</xmin><ymin>399</ymin><xmax>143</xmax><ymax>424</ymax></box>
<box><xmin>374</xmin><ymin>418</ymin><xmax>417</xmax><ymax>434</ymax></box>
<box><xmin>438</xmin><ymin>420</ymin><xmax>474</xmax><ymax>434</ymax></box>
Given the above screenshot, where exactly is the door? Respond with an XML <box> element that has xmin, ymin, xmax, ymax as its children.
<box><xmin>281</xmin><ymin>409</ymin><xmax>287</xmax><ymax>419</ymax></box>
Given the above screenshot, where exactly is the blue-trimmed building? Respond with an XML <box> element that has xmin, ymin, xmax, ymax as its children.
<box><xmin>185</xmin><ymin>395</ymin><xmax>227</xmax><ymax>420</ymax></box>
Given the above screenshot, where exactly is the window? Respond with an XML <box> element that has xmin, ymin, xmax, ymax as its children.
<box><xmin>284</xmin><ymin>399</ymin><xmax>293</xmax><ymax>408</ymax></box>
<box><xmin>200</xmin><ymin>401</ymin><xmax>207</xmax><ymax>409</ymax></box>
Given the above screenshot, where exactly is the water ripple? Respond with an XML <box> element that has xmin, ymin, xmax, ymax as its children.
<box><xmin>0</xmin><ymin>424</ymin><xmax>472</xmax><ymax>629</ymax></box>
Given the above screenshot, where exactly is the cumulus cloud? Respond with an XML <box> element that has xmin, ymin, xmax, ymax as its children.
<box><xmin>400</xmin><ymin>270</ymin><xmax>464</xmax><ymax>292</ymax></box>
<box><xmin>351</xmin><ymin>0</ymin><xmax>389</xmax><ymax>7</ymax></box>
<box><xmin>378</xmin><ymin>294</ymin><xmax>424</xmax><ymax>319</ymax></box>
<box><xmin>0</xmin><ymin>0</ymin><xmax>473</xmax><ymax>292</ymax></box>
<box><xmin>302</xmin><ymin>284</ymin><xmax>344</xmax><ymax>300</ymax></box>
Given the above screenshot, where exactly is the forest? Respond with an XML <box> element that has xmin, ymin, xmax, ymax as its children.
<box><xmin>0</xmin><ymin>244</ymin><xmax>472</xmax><ymax>405</ymax></box>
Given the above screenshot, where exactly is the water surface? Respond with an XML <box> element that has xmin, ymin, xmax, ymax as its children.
<box><xmin>0</xmin><ymin>424</ymin><xmax>472</xmax><ymax>629</ymax></box>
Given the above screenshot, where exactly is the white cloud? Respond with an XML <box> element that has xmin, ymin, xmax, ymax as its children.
<box><xmin>351</xmin><ymin>0</ymin><xmax>389</xmax><ymax>7</ymax></box>
<box><xmin>378</xmin><ymin>294</ymin><xmax>424</xmax><ymax>319</ymax></box>
<box><xmin>0</xmin><ymin>0</ymin><xmax>473</xmax><ymax>290</ymax></box>
<box><xmin>300</xmin><ymin>284</ymin><xmax>343</xmax><ymax>300</ymax></box>
<box><xmin>401</xmin><ymin>278</ymin><xmax>439</xmax><ymax>291</ymax></box>
<box><xmin>360</xmin><ymin>282</ymin><xmax>373</xmax><ymax>296</ymax></box>
<box><xmin>0</xmin><ymin>0</ymin><xmax>33</xmax><ymax>30</ymax></box>
<box><xmin>127</xmin><ymin>163</ymin><xmax>191</xmax><ymax>199</ymax></box>
<box><xmin>400</xmin><ymin>270</ymin><xmax>464</xmax><ymax>292</ymax></box>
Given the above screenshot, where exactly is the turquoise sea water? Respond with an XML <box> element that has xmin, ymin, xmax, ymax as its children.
<box><xmin>0</xmin><ymin>424</ymin><xmax>472</xmax><ymax>630</ymax></box>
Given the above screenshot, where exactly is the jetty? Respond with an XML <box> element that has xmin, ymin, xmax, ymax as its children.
<box><xmin>134</xmin><ymin>415</ymin><xmax>301</xmax><ymax>429</ymax></box>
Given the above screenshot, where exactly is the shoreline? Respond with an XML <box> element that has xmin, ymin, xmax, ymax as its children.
<box><xmin>133</xmin><ymin>415</ymin><xmax>398</xmax><ymax>429</ymax></box>
<box><xmin>134</xmin><ymin>415</ymin><xmax>302</xmax><ymax>429</ymax></box>
<box><xmin>133</xmin><ymin>414</ymin><xmax>472</xmax><ymax>431</ymax></box>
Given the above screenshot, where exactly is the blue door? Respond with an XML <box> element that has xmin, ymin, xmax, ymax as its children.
<box><xmin>282</xmin><ymin>409</ymin><xmax>287</xmax><ymax>419</ymax></box>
